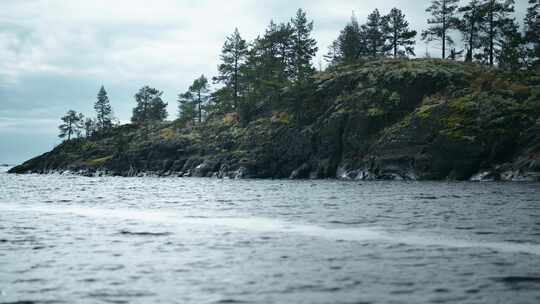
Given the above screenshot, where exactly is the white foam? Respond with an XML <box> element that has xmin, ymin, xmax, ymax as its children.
<box><xmin>1</xmin><ymin>203</ymin><xmax>539</xmax><ymax>255</ymax></box>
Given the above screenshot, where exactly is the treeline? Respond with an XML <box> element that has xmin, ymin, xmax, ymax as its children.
<box><xmin>58</xmin><ymin>1</ymin><xmax>539</xmax><ymax>139</ymax></box>
<box><xmin>176</xmin><ymin>1</ymin><xmax>539</xmax><ymax>126</ymax></box>
<box><xmin>58</xmin><ymin>86</ymin><xmax>117</xmax><ymax>140</ymax></box>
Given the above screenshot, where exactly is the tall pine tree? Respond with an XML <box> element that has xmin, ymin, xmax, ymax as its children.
<box><xmin>326</xmin><ymin>15</ymin><xmax>365</xmax><ymax>64</ymax></box>
<box><xmin>383</xmin><ymin>8</ymin><xmax>417</xmax><ymax>58</ymax></box>
<box><xmin>422</xmin><ymin>0</ymin><xmax>460</xmax><ymax>59</ymax></box>
<box><xmin>524</xmin><ymin>0</ymin><xmax>540</xmax><ymax>67</ymax></box>
<box><xmin>497</xmin><ymin>18</ymin><xmax>527</xmax><ymax>69</ymax></box>
<box><xmin>290</xmin><ymin>9</ymin><xmax>318</xmax><ymax>82</ymax></box>
<box><xmin>131</xmin><ymin>86</ymin><xmax>168</xmax><ymax>124</ymax></box>
<box><xmin>177</xmin><ymin>91</ymin><xmax>197</xmax><ymax>124</ymax></box>
<box><xmin>363</xmin><ymin>9</ymin><xmax>389</xmax><ymax>58</ymax></box>
<box><xmin>478</xmin><ymin>0</ymin><xmax>515</xmax><ymax>65</ymax></box>
<box><xmin>214</xmin><ymin>28</ymin><xmax>248</xmax><ymax>110</ymax></box>
<box><xmin>94</xmin><ymin>86</ymin><xmax>113</xmax><ymax>130</ymax></box>
<box><xmin>458</xmin><ymin>0</ymin><xmax>485</xmax><ymax>62</ymax></box>
<box><xmin>184</xmin><ymin>75</ymin><xmax>210</xmax><ymax>124</ymax></box>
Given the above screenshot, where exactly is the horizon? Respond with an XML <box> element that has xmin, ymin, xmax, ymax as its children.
<box><xmin>0</xmin><ymin>0</ymin><xmax>530</xmax><ymax>164</ymax></box>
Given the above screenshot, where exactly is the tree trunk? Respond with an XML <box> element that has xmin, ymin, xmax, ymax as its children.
<box><xmin>198</xmin><ymin>91</ymin><xmax>202</xmax><ymax>124</ymax></box>
<box><xmin>467</xmin><ymin>21</ymin><xmax>474</xmax><ymax>62</ymax></box>
<box><xmin>442</xmin><ymin>16</ymin><xmax>446</xmax><ymax>57</ymax></box>
<box><xmin>394</xmin><ymin>27</ymin><xmax>398</xmax><ymax>58</ymax></box>
<box><xmin>489</xmin><ymin>6</ymin><xmax>494</xmax><ymax>65</ymax></box>
<box><xmin>234</xmin><ymin>56</ymin><xmax>238</xmax><ymax>110</ymax></box>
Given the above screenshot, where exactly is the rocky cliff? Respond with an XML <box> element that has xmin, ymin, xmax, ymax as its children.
<box><xmin>9</xmin><ymin>60</ymin><xmax>540</xmax><ymax>181</ymax></box>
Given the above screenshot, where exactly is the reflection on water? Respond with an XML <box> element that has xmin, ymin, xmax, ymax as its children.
<box><xmin>1</xmin><ymin>172</ymin><xmax>539</xmax><ymax>303</ymax></box>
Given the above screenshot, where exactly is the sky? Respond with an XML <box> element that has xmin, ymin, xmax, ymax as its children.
<box><xmin>0</xmin><ymin>0</ymin><xmax>530</xmax><ymax>164</ymax></box>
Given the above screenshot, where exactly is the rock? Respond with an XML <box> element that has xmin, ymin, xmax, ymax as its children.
<box><xmin>8</xmin><ymin>60</ymin><xmax>540</xmax><ymax>182</ymax></box>
<box><xmin>290</xmin><ymin>163</ymin><xmax>311</xmax><ymax>179</ymax></box>
<box><xmin>470</xmin><ymin>171</ymin><xmax>498</xmax><ymax>182</ymax></box>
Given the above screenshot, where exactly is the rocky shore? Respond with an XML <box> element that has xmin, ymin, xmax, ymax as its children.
<box><xmin>9</xmin><ymin>60</ymin><xmax>540</xmax><ymax>181</ymax></box>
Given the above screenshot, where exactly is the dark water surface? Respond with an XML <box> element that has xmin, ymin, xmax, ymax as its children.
<box><xmin>1</xmin><ymin>168</ymin><xmax>540</xmax><ymax>303</ymax></box>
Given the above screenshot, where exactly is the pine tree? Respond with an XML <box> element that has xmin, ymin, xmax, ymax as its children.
<box><xmin>131</xmin><ymin>86</ymin><xmax>168</xmax><ymax>124</ymax></box>
<box><xmin>214</xmin><ymin>28</ymin><xmax>248</xmax><ymax>110</ymax></box>
<box><xmin>242</xmin><ymin>20</ymin><xmax>295</xmax><ymax>113</ymax></box>
<box><xmin>177</xmin><ymin>91</ymin><xmax>197</xmax><ymax>124</ymax></box>
<box><xmin>260</xmin><ymin>20</ymin><xmax>295</xmax><ymax>83</ymax></box>
<box><xmin>84</xmin><ymin>118</ymin><xmax>97</xmax><ymax>138</ymax></box>
<box><xmin>383</xmin><ymin>8</ymin><xmax>417</xmax><ymax>58</ymax></box>
<box><xmin>94</xmin><ymin>86</ymin><xmax>113</xmax><ymax>131</ymax></box>
<box><xmin>185</xmin><ymin>75</ymin><xmax>210</xmax><ymax>124</ymax></box>
<box><xmin>327</xmin><ymin>15</ymin><xmax>365</xmax><ymax>64</ymax></box>
<box><xmin>59</xmin><ymin>110</ymin><xmax>84</xmax><ymax>140</ymax></box>
<box><xmin>422</xmin><ymin>0</ymin><xmax>461</xmax><ymax>59</ymax></box>
<box><xmin>497</xmin><ymin>19</ymin><xmax>528</xmax><ymax>69</ymax></box>
<box><xmin>478</xmin><ymin>0</ymin><xmax>515</xmax><ymax>65</ymax></box>
<box><xmin>363</xmin><ymin>9</ymin><xmax>389</xmax><ymax>58</ymax></box>
<box><xmin>524</xmin><ymin>0</ymin><xmax>540</xmax><ymax>67</ymax></box>
<box><xmin>290</xmin><ymin>8</ymin><xmax>318</xmax><ymax>82</ymax></box>
<box><xmin>458</xmin><ymin>0</ymin><xmax>485</xmax><ymax>62</ymax></box>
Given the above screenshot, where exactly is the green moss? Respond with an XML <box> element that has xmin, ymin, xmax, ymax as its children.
<box><xmin>367</xmin><ymin>107</ymin><xmax>385</xmax><ymax>117</ymax></box>
<box><xmin>85</xmin><ymin>156</ymin><xmax>113</xmax><ymax>167</ymax></box>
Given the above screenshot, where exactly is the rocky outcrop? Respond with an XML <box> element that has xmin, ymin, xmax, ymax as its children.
<box><xmin>9</xmin><ymin>60</ymin><xmax>540</xmax><ymax>181</ymax></box>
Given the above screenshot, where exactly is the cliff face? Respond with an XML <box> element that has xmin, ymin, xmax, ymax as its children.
<box><xmin>9</xmin><ymin>60</ymin><xmax>540</xmax><ymax>181</ymax></box>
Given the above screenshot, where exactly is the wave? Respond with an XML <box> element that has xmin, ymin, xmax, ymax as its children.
<box><xmin>1</xmin><ymin>203</ymin><xmax>539</xmax><ymax>255</ymax></box>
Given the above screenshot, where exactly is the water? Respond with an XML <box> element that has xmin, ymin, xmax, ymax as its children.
<box><xmin>1</xmin><ymin>167</ymin><xmax>540</xmax><ymax>304</ymax></box>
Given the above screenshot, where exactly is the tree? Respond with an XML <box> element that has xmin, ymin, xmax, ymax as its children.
<box><xmin>240</xmin><ymin>20</ymin><xmax>295</xmax><ymax>115</ymax></box>
<box><xmin>327</xmin><ymin>15</ymin><xmax>365</xmax><ymax>64</ymax></box>
<box><xmin>422</xmin><ymin>0</ymin><xmax>461</xmax><ymax>59</ymax></box>
<box><xmin>458</xmin><ymin>0</ymin><xmax>485</xmax><ymax>62</ymax></box>
<box><xmin>363</xmin><ymin>9</ymin><xmax>389</xmax><ymax>58</ymax></box>
<box><xmin>290</xmin><ymin>8</ymin><xmax>318</xmax><ymax>82</ymax></box>
<box><xmin>94</xmin><ymin>86</ymin><xmax>113</xmax><ymax>130</ymax></box>
<box><xmin>177</xmin><ymin>91</ymin><xmax>197</xmax><ymax>124</ymax></box>
<box><xmin>214</xmin><ymin>28</ymin><xmax>248</xmax><ymax>110</ymax></box>
<box><xmin>131</xmin><ymin>86</ymin><xmax>168</xmax><ymax>124</ymax></box>
<box><xmin>84</xmin><ymin>117</ymin><xmax>97</xmax><ymax>138</ymax></box>
<box><xmin>524</xmin><ymin>0</ymin><xmax>540</xmax><ymax>67</ymax></box>
<box><xmin>383</xmin><ymin>8</ymin><xmax>417</xmax><ymax>58</ymax></box>
<box><xmin>182</xmin><ymin>75</ymin><xmax>210</xmax><ymax>124</ymax></box>
<box><xmin>478</xmin><ymin>0</ymin><xmax>515</xmax><ymax>65</ymax></box>
<box><xmin>58</xmin><ymin>110</ymin><xmax>84</xmax><ymax>140</ymax></box>
<box><xmin>497</xmin><ymin>19</ymin><xmax>528</xmax><ymax>69</ymax></box>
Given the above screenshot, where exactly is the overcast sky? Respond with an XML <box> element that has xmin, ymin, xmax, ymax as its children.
<box><xmin>0</xmin><ymin>0</ymin><xmax>529</xmax><ymax>164</ymax></box>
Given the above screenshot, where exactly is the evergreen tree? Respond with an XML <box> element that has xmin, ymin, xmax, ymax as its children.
<box><xmin>185</xmin><ymin>75</ymin><xmax>210</xmax><ymax>124</ymax></box>
<box><xmin>324</xmin><ymin>40</ymin><xmax>340</xmax><ymax>64</ymax></box>
<box><xmin>524</xmin><ymin>0</ymin><xmax>540</xmax><ymax>67</ymax></box>
<box><xmin>383</xmin><ymin>8</ymin><xmax>417</xmax><ymax>58</ymax></box>
<box><xmin>478</xmin><ymin>0</ymin><xmax>515</xmax><ymax>65</ymax></box>
<box><xmin>177</xmin><ymin>91</ymin><xmax>197</xmax><ymax>124</ymax></box>
<box><xmin>327</xmin><ymin>15</ymin><xmax>365</xmax><ymax>64</ymax></box>
<box><xmin>94</xmin><ymin>86</ymin><xmax>113</xmax><ymax>130</ymax></box>
<box><xmin>58</xmin><ymin>110</ymin><xmax>84</xmax><ymax>140</ymax></box>
<box><xmin>422</xmin><ymin>0</ymin><xmax>461</xmax><ymax>59</ymax></box>
<box><xmin>241</xmin><ymin>20</ymin><xmax>295</xmax><ymax>114</ymax></box>
<box><xmin>214</xmin><ymin>28</ymin><xmax>248</xmax><ymax>110</ymax></box>
<box><xmin>363</xmin><ymin>9</ymin><xmax>389</xmax><ymax>58</ymax></box>
<box><xmin>84</xmin><ymin>117</ymin><xmax>97</xmax><ymax>138</ymax></box>
<box><xmin>458</xmin><ymin>0</ymin><xmax>485</xmax><ymax>62</ymax></box>
<box><xmin>131</xmin><ymin>86</ymin><xmax>168</xmax><ymax>124</ymax></box>
<box><xmin>290</xmin><ymin>9</ymin><xmax>318</xmax><ymax>82</ymax></box>
<box><xmin>259</xmin><ymin>21</ymin><xmax>295</xmax><ymax>83</ymax></box>
<box><xmin>497</xmin><ymin>19</ymin><xmax>528</xmax><ymax>69</ymax></box>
